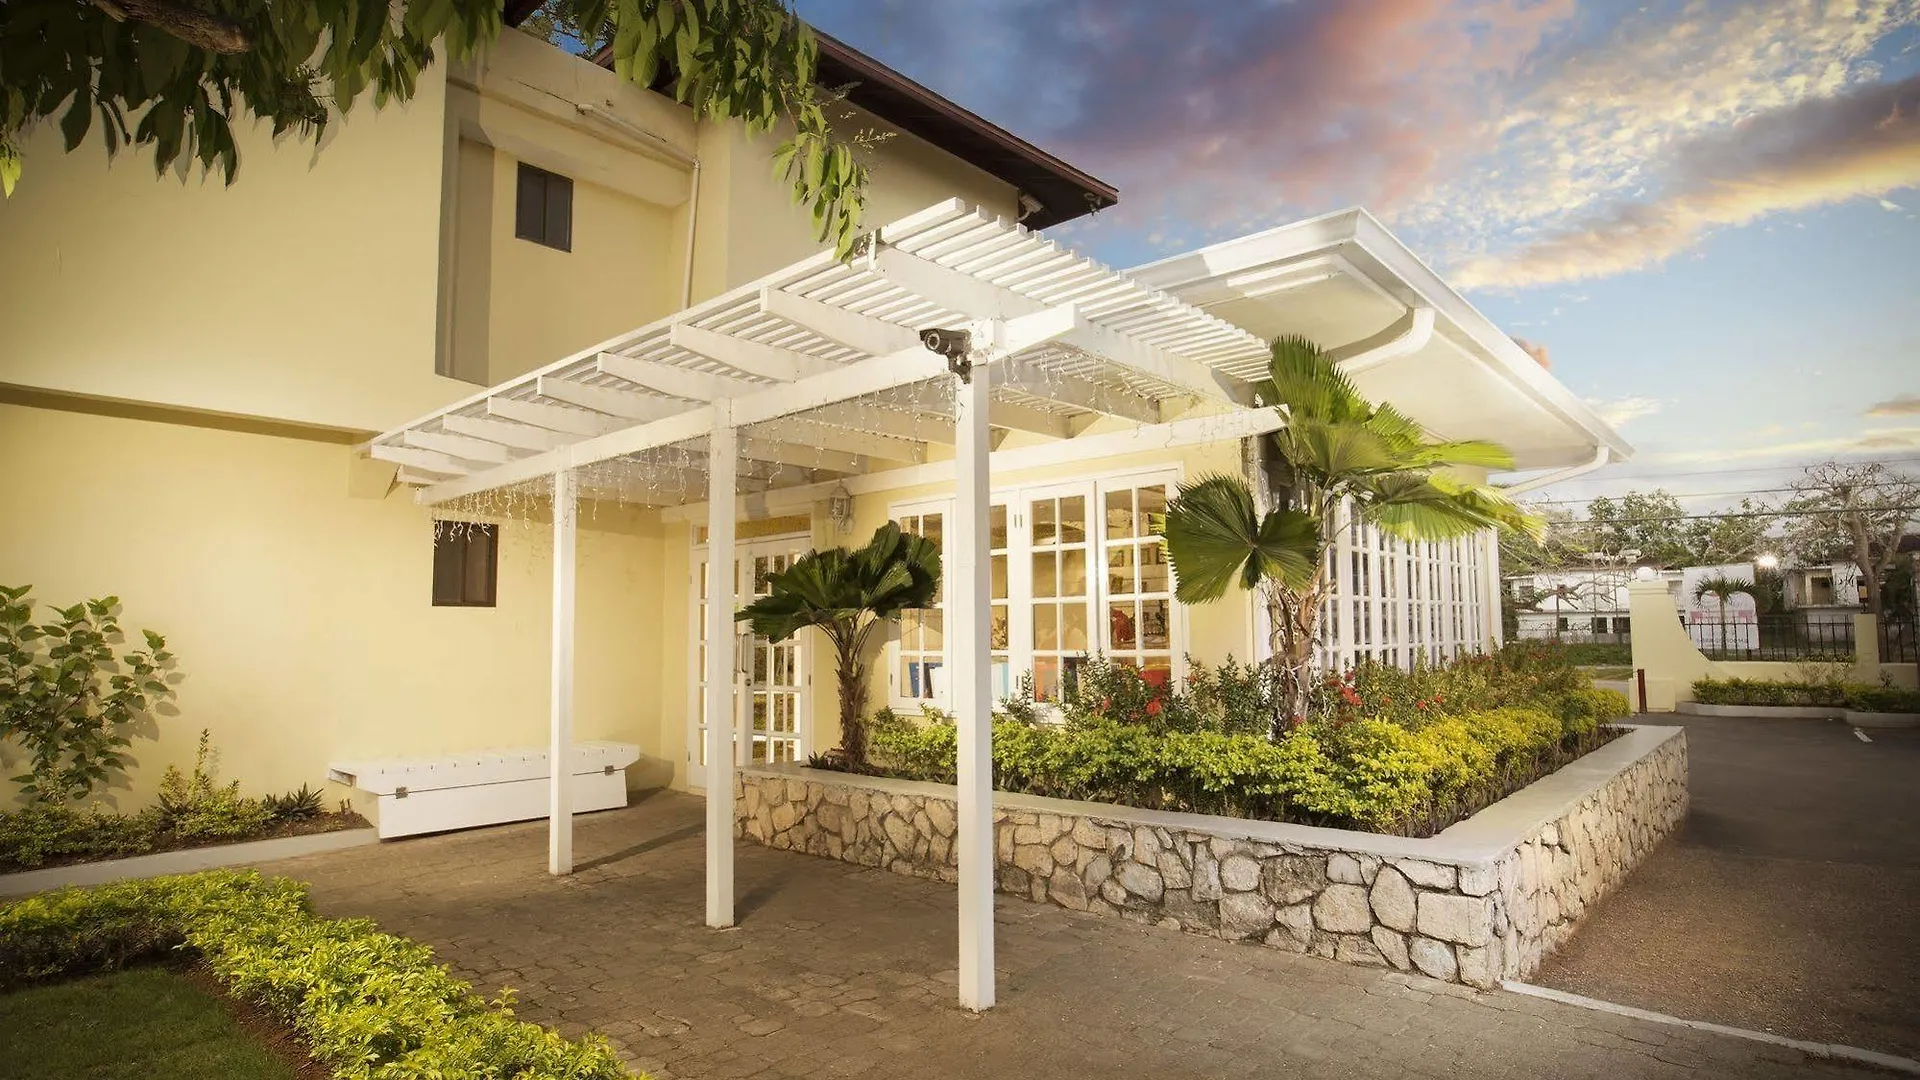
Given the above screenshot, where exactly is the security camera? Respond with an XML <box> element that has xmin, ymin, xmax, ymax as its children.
<box><xmin>919</xmin><ymin>327</ymin><xmax>972</xmax><ymax>360</ymax></box>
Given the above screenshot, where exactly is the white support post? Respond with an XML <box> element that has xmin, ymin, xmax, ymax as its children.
<box><xmin>549</xmin><ymin>468</ymin><xmax>577</xmax><ymax>876</ymax></box>
<box><xmin>704</xmin><ymin>408</ymin><xmax>737</xmax><ymax>928</ymax></box>
<box><xmin>952</xmin><ymin>349</ymin><xmax>995</xmax><ymax>1011</ymax></box>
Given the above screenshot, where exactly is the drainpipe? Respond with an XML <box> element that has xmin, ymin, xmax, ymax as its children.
<box><xmin>1502</xmin><ymin>445</ymin><xmax>1611</xmax><ymax>496</ymax></box>
<box><xmin>573</xmin><ymin>102</ymin><xmax>701</xmax><ymax>310</ymax></box>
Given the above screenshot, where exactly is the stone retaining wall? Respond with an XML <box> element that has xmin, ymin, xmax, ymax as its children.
<box><xmin>735</xmin><ymin>726</ymin><xmax>1687</xmax><ymax>989</ymax></box>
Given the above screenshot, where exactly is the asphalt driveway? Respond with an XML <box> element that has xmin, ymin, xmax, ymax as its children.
<box><xmin>1533</xmin><ymin>713</ymin><xmax>1920</xmax><ymax>1058</ymax></box>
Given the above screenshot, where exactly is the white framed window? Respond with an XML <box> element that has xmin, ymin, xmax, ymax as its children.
<box><xmin>894</xmin><ymin>502</ymin><xmax>947</xmax><ymax>703</ymax></box>
<box><xmin>887</xmin><ymin>466</ymin><xmax>1185</xmax><ymax>708</ymax></box>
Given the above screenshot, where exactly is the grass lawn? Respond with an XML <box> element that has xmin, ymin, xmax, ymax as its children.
<box><xmin>1580</xmin><ymin>665</ymin><xmax>1634</xmax><ymax>680</ymax></box>
<box><xmin>0</xmin><ymin>966</ymin><xmax>299</xmax><ymax>1080</ymax></box>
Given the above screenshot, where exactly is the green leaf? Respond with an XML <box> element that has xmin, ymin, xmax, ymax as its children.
<box><xmin>1160</xmin><ymin>474</ymin><xmax>1317</xmax><ymax>604</ymax></box>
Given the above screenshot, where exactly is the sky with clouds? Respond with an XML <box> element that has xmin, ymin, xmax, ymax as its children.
<box><xmin>798</xmin><ymin>0</ymin><xmax>1920</xmax><ymax>508</ymax></box>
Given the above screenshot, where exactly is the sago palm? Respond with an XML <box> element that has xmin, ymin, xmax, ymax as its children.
<box><xmin>1160</xmin><ymin>335</ymin><xmax>1539</xmax><ymax>736</ymax></box>
<box><xmin>736</xmin><ymin>521</ymin><xmax>940</xmax><ymax>768</ymax></box>
<box><xmin>1691</xmin><ymin>574</ymin><xmax>1753</xmax><ymax>656</ymax></box>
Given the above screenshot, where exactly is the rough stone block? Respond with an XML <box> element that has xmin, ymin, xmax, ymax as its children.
<box><xmin>1409</xmin><ymin>935</ymin><xmax>1457</xmax><ymax>981</ymax></box>
<box><xmin>1116</xmin><ymin>861</ymin><xmax>1164</xmax><ymax>903</ymax></box>
<box><xmin>1396</xmin><ymin>859</ymin><xmax>1457</xmax><ymax>890</ymax></box>
<box><xmin>1368</xmin><ymin>866</ymin><xmax>1416</xmax><ymax>932</ymax></box>
<box><xmin>1417</xmin><ymin>892</ymin><xmax>1493</xmax><ymax>947</ymax></box>
<box><xmin>1335</xmin><ymin>934</ymin><xmax>1385</xmax><ymax>966</ymax></box>
<box><xmin>1220</xmin><ymin>855</ymin><xmax>1261</xmax><ymax>892</ymax></box>
<box><xmin>1158</xmin><ymin>852</ymin><xmax>1193</xmax><ymax>890</ymax></box>
<box><xmin>1371</xmin><ymin>926</ymin><xmax>1410</xmax><ymax>970</ymax></box>
<box><xmin>1261</xmin><ymin>855</ymin><xmax>1328</xmax><ymax>905</ymax></box>
<box><xmin>925</xmin><ymin>800</ymin><xmax>955</xmax><ymax>837</ymax></box>
<box><xmin>1457</xmin><ymin>862</ymin><xmax>1498</xmax><ymax>897</ymax></box>
<box><xmin>1192</xmin><ymin>856</ymin><xmax>1223</xmax><ymax>901</ymax></box>
<box><xmin>1220</xmin><ymin>892</ymin><xmax>1275</xmax><ymax>939</ymax></box>
<box><xmin>1327</xmin><ymin>853</ymin><xmax>1365</xmax><ymax>884</ymax></box>
<box><xmin>1313</xmin><ymin>883</ymin><xmax>1372</xmax><ymax>934</ymax></box>
<box><xmin>1275</xmin><ymin>902</ymin><xmax>1314</xmax><ymax>944</ymax></box>
<box><xmin>1457</xmin><ymin>943</ymin><xmax>1499</xmax><ymax>989</ymax></box>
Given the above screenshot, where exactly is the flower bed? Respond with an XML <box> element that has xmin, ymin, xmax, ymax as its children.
<box><xmin>0</xmin><ymin>803</ymin><xmax>367</xmax><ymax>875</ymax></box>
<box><xmin>737</xmin><ymin>724</ymin><xmax>1688</xmax><ymax>988</ymax></box>
<box><xmin>0</xmin><ymin>870</ymin><xmax>633</xmax><ymax>1078</ymax></box>
<box><xmin>844</xmin><ymin>647</ymin><xmax>1631</xmax><ymax>838</ymax></box>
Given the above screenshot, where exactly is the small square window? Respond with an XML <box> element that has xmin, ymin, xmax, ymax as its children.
<box><xmin>433</xmin><ymin>521</ymin><xmax>498</xmax><ymax>607</ymax></box>
<box><xmin>514</xmin><ymin>162</ymin><xmax>573</xmax><ymax>251</ymax></box>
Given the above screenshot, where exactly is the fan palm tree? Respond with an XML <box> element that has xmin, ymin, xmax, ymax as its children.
<box><xmin>1691</xmin><ymin>574</ymin><xmax>1754</xmax><ymax>656</ymax></box>
<box><xmin>1160</xmin><ymin>335</ymin><xmax>1540</xmax><ymax>736</ymax></box>
<box><xmin>736</xmin><ymin>522</ymin><xmax>940</xmax><ymax>768</ymax></box>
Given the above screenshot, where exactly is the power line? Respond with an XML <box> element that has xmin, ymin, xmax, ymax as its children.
<box><xmin>1509</xmin><ymin>456</ymin><xmax>1920</xmax><ymax>486</ymax></box>
<box><xmin>1520</xmin><ymin>480</ymin><xmax>1917</xmax><ymax>507</ymax></box>
<box><xmin>1528</xmin><ymin>505</ymin><xmax>1920</xmax><ymax>526</ymax></box>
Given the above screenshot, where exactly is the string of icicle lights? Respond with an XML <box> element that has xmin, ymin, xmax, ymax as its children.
<box><xmin>427</xmin><ymin>343</ymin><xmax>1224</xmax><ymax>538</ymax></box>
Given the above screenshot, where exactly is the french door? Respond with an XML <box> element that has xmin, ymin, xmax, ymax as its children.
<box><xmin>688</xmin><ymin>535</ymin><xmax>810</xmax><ymax>787</ymax></box>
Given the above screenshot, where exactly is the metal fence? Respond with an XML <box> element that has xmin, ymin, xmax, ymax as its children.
<box><xmin>1686</xmin><ymin>614</ymin><xmax>1855</xmax><ymax>662</ymax></box>
<box><xmin>1882</xmin><ymin>616</ymin><xmax>1918</xmax><ymax>664</ymax></box>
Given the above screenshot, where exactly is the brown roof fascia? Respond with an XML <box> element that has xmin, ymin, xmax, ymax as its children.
<box><xmin>501</xmin><ymin>5</ymin><xmax>1116</xmax><ymax>229</ymax></box>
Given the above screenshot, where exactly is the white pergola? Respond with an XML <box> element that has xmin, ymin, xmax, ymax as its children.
<box><xmin>368</xmin><ymin>199</ymin><xmax>1467</xmax><ymax>1011</ymax></box>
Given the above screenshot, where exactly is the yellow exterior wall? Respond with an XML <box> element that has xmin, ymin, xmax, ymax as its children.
<box><xmin>0</xmin><ymin>71</ymin><xmax>460</xmax><ymax>434</ymax></box>
<box><xmin>478</xmin><ymin>147</ymin><xmax>682</xmax><ymax>384</ymax></box>
<box><xmin>0</xmin><ymin>400</ymin><xmax>672</xmax><ymax>810</ymax></box>
<box><xmin>691</xmin><ymin>104</ymin><xmax>1022</xmax><ymax>298</ymax></box>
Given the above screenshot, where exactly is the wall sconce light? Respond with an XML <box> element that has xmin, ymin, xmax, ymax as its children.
<box><xmin>827</xmin><ymin>483</ymin><xmax>853</xmax><ymax>534</ymax></box>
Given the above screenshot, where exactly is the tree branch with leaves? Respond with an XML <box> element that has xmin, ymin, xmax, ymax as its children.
<box><xmin>1782</xmin><ymin>461</ymin><xmax>1920</xmax><ymax>616</ymax></box>
<box><xmin>1</xmin><ymin>0</ymin><xmax>871</xmax><ymax>254</ymax></box>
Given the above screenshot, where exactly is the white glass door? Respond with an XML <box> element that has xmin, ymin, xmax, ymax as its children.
<box><xmin>1019</xmin><ymin>481</ymin><xmax>1095</xmax><ymax>701</ymax></box>
<box><xmin>689</xmin><ymin>536</ymin><xmax>809</xmax><ymax>786</ymax></box>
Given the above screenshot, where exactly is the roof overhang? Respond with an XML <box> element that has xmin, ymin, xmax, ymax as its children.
<box><xmin>501</xmin><ymin>1</ymin><xmax>1118</xmax><ymax>229</ymax></box>
<box><xmin>1128</xmin><ymin>208</ymin><xmax>1634</xmax><ymax>472</ymax></box>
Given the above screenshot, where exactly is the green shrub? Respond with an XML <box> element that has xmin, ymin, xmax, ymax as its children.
<box><xmin>261</xmin><ymin>784</ymin><xmax>325</xmax><ymax>823</ymax></box>
<box><xmin>0</xmin><ymin>871</ymin><xmax>631</xmax><ymax>1078</ymax></box>
<box><xmin>865</xmin><ymin>703</ymin><xmax>1606</xmax><ymax>836</ymax></box>
<box><xmin>1690</xmin><ymin>677</ymin><xmax>1846</xmax><ymax>708</ymax></box>
<box><xmin>156</xmin><ymin>729</ymin><xmax>273</xmax><ymax>841</ymax></box>
<box><xmin>0</xmin><ymin>585</ymin><xmax>174</xmax><ymax>805</ymax></box>
<box><xmin>0</xmin><ymin>803</ymin><xmax>163</xmax><ymax>871</ymax></box>
<box><xmin>1844</xmin><ymin>686</ymin><xmax>1920</xmax><ymax>714</ymax></box>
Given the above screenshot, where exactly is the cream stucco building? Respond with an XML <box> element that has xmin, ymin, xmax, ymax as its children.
<box><xmin>0</xmin><ymin>21</ymin><xmax>1625</xmax><ymax>816</ymax></box>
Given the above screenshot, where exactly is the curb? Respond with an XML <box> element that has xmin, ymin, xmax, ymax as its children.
<box><xmin>1501</xmin><ymin>981</ymin><xmax>1920</xmax><ymax>1075</ymax></box>
<box><xmin>0</xmin><ymin>828</ymin><xmax>378</xmax><ymax>897</ymax></box>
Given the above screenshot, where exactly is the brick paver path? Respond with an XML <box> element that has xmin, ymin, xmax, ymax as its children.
<box><xmin>261</xmin><ymin>791</ymin><xmax>1885</xmax><ymax>1080</ymax></box>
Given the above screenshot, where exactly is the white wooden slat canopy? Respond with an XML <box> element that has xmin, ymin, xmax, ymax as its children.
<box><xmin>370</xmin><ymin>198</ymin><xmax>1293</xmax><ymax>1013</ymax></box>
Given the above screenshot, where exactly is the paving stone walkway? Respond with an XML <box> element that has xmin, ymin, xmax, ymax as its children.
<box><xmin>261</xmin><ymin>790</ymin><xmax>1889</xmax><ymax>1080</ymax></box>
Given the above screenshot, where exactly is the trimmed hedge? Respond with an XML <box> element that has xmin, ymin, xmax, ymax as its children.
<box><xmin>1691</xmin><ymin>677</ymin><xmax>1920</xmax><ymax>713</ymax></box>
<box><xmin>0</xmin><ymin>871</ymin><xmax>631</xmax><ymax>1079</ymax></box>
<box><xmin>868</xmin><ymin>695</ymin><xmax>1624</xmax><ymax>836</ymax></box>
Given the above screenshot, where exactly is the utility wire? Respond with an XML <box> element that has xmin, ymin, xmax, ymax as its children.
<box><xmin>1507</xmin><ymin>456</ymin><xmax>1920</xmax><ymax>485</ymax></box>
<box><xmin>1519</xmin><ymin>481</ymin><xmax>1916</xmax><ymax>507</ymax></box>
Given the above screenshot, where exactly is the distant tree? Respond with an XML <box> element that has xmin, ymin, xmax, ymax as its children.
<box><xmin>1685</xmin><ymin>498</ymin><xmax>1776</xmax><ymax>565</ymax></box>
<box><xmin>1782</xmin><ymin>461</ymin><xmax>1920</xmax><ymax>616</ymax></box>
<box><xmin>1691</xmin><ymin>574</ymin><xmax>1753</xmax><ymax>654</ymax></box>
<box><xmin>0</xmin><ymin>0</ymin><xmax>869</xmax><ymax>254</ymax></box>
<box><xmin>1586</xmin><ymin>490</ymin><xmax>1692</xmax><ymax>566</ymax></box>
<box><xmin>1500</xmin><ymin>503</ymin><xmax>1589</xmax><ymax>576</ymax></box>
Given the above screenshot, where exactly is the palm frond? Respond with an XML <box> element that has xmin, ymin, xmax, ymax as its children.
<box><xmin>735</xmin><ymin>521</ymin><xmax>940</xmax><ymax>643</ymax></box>
<box><xmin>1266</xmin><ymin>336</ymin><xmax>1368</xmax><ymax>424</ymax></box>
<box><xmin>1159</xmin><ymin>474</ymin><xmax>1318</xmax><ymax>603</ymax></box>
<box><xmin>1277</xmin><ymin>420</ymin><xmax>1400</xmax><ymax>479</ymax></box>
<box><xmin>1419</xmin><ymin>439</ymin><xmax>1517</xmax><ymax>471</ymax></box>
<box><xmin>1357</xmin><ymin>472</ymin><xmax>1543</xmax><ymax>542</ymax></box>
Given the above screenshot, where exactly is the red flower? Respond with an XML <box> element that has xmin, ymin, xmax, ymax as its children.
<box><xmin>1146</xmin><ymin>699</ymin><xmax>1164</xmax><ymax>717</ymax></box>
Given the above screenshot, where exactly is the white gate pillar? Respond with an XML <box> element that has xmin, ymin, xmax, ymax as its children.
<box><xmin>705</xmin><ymin>407</ymin><xmax>738</xmax><ymax>928</ymax></box>
<box><xmin>549</xmin><ymin>467</ymin><xmax>578</xmax><ymax>875</ymax></box>
<box><xmin>951</xmin><ymin>347</ymin><xmax>995</xmax><ymax>1010</ymax></box>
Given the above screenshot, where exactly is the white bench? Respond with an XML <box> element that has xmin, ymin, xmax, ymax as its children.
<box><xmin>328</xmin><ymin>742</ymin><xmax>640</xmax><ymax>839</ymax></box>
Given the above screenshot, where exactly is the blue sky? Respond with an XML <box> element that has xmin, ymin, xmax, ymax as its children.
<box><xmin>797</xmin><ymin>0</ymin><xmax>1920</xmax><ymax>507</ymax></box>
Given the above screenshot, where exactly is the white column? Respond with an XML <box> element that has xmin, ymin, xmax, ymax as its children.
<box><xmin>549</xmin><ymin>468</ymin><xmax>577</xmax><ymax>876</ymax></box>
<box><xmin>704</xmin><ymin>409</ymin><xmax>737</xmax><ymax>928</ymax></box>
<box><xmin>952</xmin><ymin>354</ymin><xmax>995</xmax><ymax>1011</ymax></box>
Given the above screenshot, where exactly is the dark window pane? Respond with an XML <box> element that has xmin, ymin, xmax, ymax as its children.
<box><xmin>515</xmin><ymin>163</ymin><xmax>545</xmax><ymax>242</ymax></box>
<box><xmin>545</xmin><ymin>173</ymin><xmax>572</xmax><ymax>251</ymax></box>
<box><xmin>433</xmin><ymin>521</ymin><xmax>498</xmax><ymax>606</ymax></box>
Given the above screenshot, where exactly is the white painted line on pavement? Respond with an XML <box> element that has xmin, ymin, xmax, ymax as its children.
<box><xmin>1855</xmin><ymin>727</ymin><xmax>1873</xmax><ymax>743</ymax></box>
<box><xmin>1501</xmin><ymin>981</ymin><xmax>1920</xmax><ymax>1075</ymax></box>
